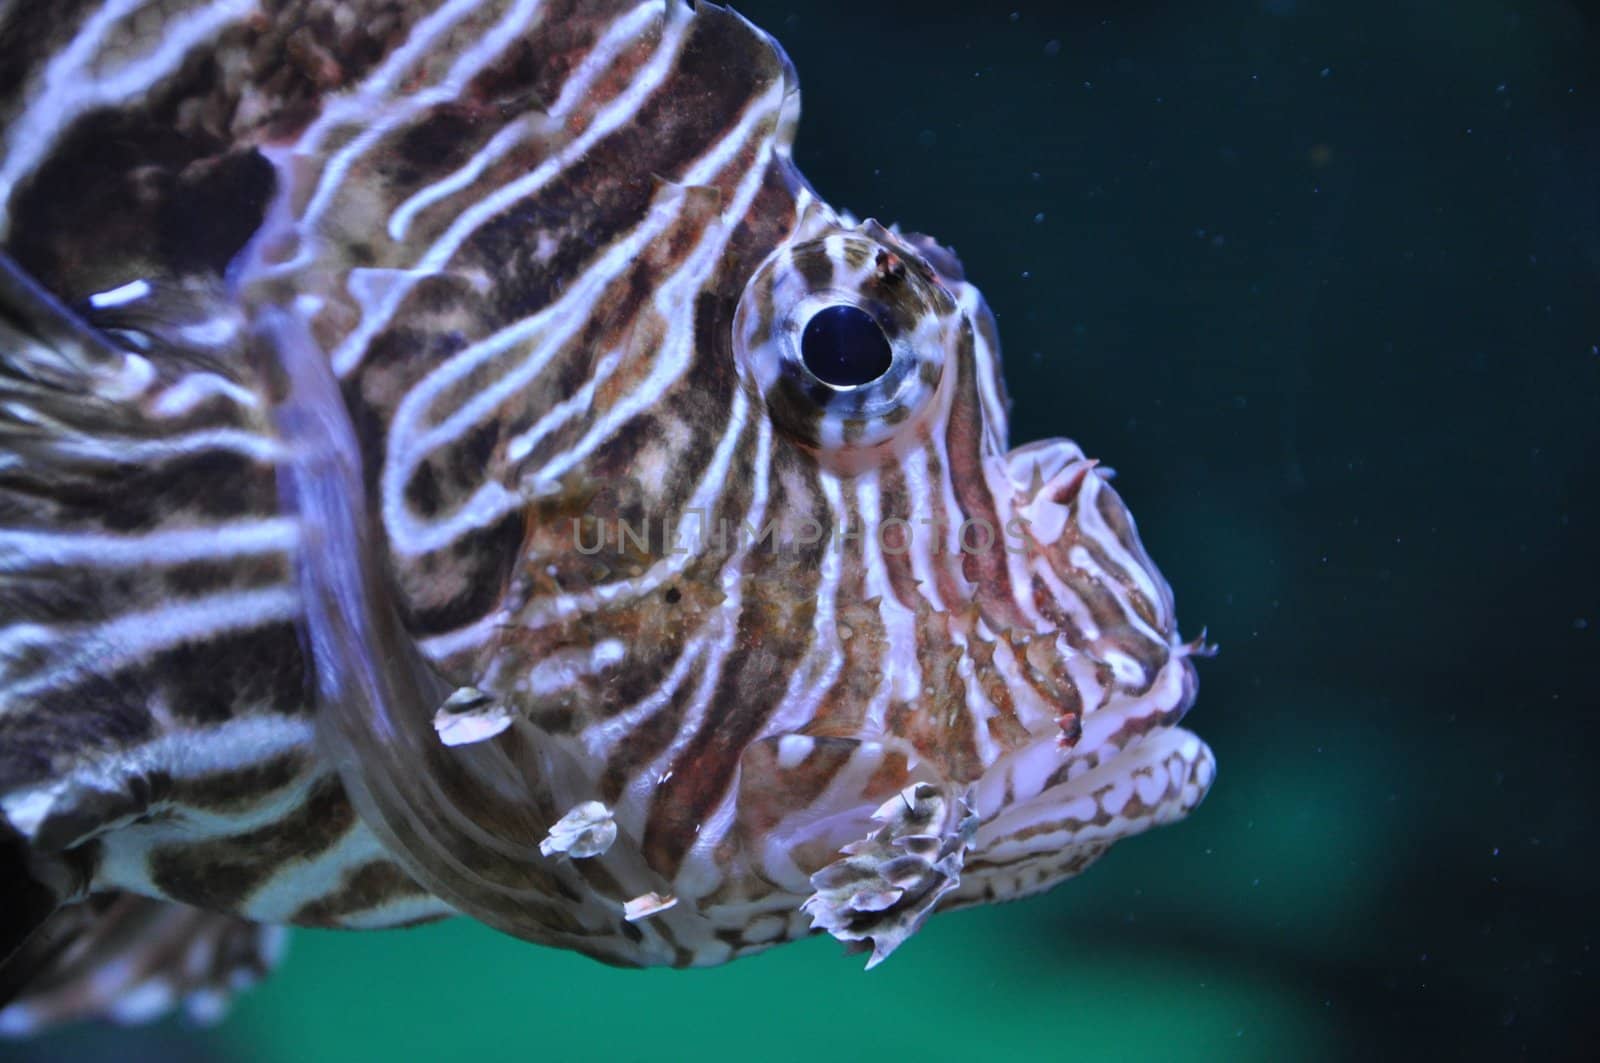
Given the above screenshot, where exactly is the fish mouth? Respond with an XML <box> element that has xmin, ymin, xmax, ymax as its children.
<box><xmin>971</xmin><ymin>646</ymin><xmax>1203</xmax><ymax>820</ymax></box>
<box><xmin>936</xmin><ymin>435</ymin><xmax>1213</xmax><ymax>902</ymax></box>
<box><xmin>954</xmin><ymin>719</ymin><xmax>1215</xmax><ymax>909</ymax></box>
<box><xmin>787</xmin><ymin>650</ymin><xmax>1210</xmax><ymax>964</ymax></box>
<box><xmin>928</xmin><ymin>640</ymin><xmax>1209</xmax><ymax>913</ymax></box>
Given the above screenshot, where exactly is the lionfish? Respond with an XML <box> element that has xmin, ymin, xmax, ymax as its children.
<box><xmin>0</xmin><ymin>0</ymin><xmax>1214</xmax><ymax>1033</ymax></box>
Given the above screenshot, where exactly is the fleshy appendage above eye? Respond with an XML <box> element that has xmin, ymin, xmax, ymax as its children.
<box><xmin>733</xmin><ymin>225</ymin><xmax>956</xmax><ymax>459</ymax></box>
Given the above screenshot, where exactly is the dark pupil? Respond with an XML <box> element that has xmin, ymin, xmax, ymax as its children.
<box><xmin>800</xmin><ymin>305</ymin><xmax>893</xmax><ymax>388</ymax></box>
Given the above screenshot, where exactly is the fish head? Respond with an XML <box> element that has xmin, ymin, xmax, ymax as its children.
<box><xmin>227</xmin><ymin>1</ymin><xmax>1216</xmax><ymax>964</ymax></box>
<box><xmin>722</xmin><ymin>212</ymin><xmax>1214</xmax><ymax>922</ymax></box>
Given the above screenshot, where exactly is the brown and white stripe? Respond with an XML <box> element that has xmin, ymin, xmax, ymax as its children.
<box><xmin>0</xmin><ymin>0</ymin><xmax>1212</xmax><ymax>1029</ymax></box>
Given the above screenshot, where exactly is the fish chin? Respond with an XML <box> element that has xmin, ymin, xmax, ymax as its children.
<box><xmin>954</xmin><ymin>654</ymin><xmax>1212</xmax><ymax>907</ymax></box>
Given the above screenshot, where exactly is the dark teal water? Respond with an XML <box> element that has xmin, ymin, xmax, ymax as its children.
<box><xmin>13</xmin><ymin>3</ymin><xmax>1598</xmax><ymax>1060</ymax></box>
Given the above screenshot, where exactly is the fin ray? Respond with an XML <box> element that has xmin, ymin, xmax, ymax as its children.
<box><xmin>0</xmin><ymin>893</ymin><xmax>286</xmax><ymax>1035</ymax></box>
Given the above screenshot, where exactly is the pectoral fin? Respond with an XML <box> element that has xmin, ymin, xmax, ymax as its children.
<box><xmin>0</xmin><ymin>893</ymin><xmax>286</xmax><ymax>1035</ymax></box>
<box><xmin>800</xmin><ymin>782</ymin><xmax>976</xmax><ymax>970</ymax></box>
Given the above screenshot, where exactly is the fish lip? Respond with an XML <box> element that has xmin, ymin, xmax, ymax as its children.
<box><xmin>967</xmin><ymin>722</ymin><xmax>1217</xmax><ymax>862</ymax></box>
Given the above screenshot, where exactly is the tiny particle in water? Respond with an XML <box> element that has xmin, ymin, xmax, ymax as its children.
<box><xmin>1033</xmin><ymin>212</ymin><xmax>1046</xmax><ymax>223</ymax></box>
<box><xmin>1576</xmin><ymin>618</ymin><xmax>1591</xmax><ymax>630</ymax></box>
<box><xmin>1320</xmin><ymin>66</ymin><xmax>1332</xmax><ymax>78</ymax></box>
<box><xmin>916</xmin><ymin>129</ymin><xmax>936</xmax><ymax>148</ymax></box>
<box><xmin>1044</xmin><ymin>39</ymin><xmax>1061</xmax><ymax>57</ymax></box>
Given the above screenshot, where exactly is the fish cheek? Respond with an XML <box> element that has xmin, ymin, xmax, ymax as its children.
<box><xmin>733</xmin><ymin>734</ymin><xmax>933</xmax><ymax>892</ymax></box>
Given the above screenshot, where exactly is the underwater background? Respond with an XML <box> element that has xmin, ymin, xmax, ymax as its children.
<box><xmin>7</xmin><ymin>0</ymin><xmax>1598</xmax><ymax>1059</ymax></box>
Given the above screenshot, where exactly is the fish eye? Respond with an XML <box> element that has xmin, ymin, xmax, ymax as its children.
<box><xmin>733</xmin><ymin>226</ymin><xmax>957</xmax><ymax>460</ymax></box>
<box><xmin>800</xmin><ymin>304</ymin><xmax>893</xmax><ymax>388</ymax></box>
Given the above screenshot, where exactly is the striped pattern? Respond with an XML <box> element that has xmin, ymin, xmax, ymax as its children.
<box><xmin>0</xmin><ymin>0</ymin><xmax>1213</xmax><ymax>1029</ymax></box>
